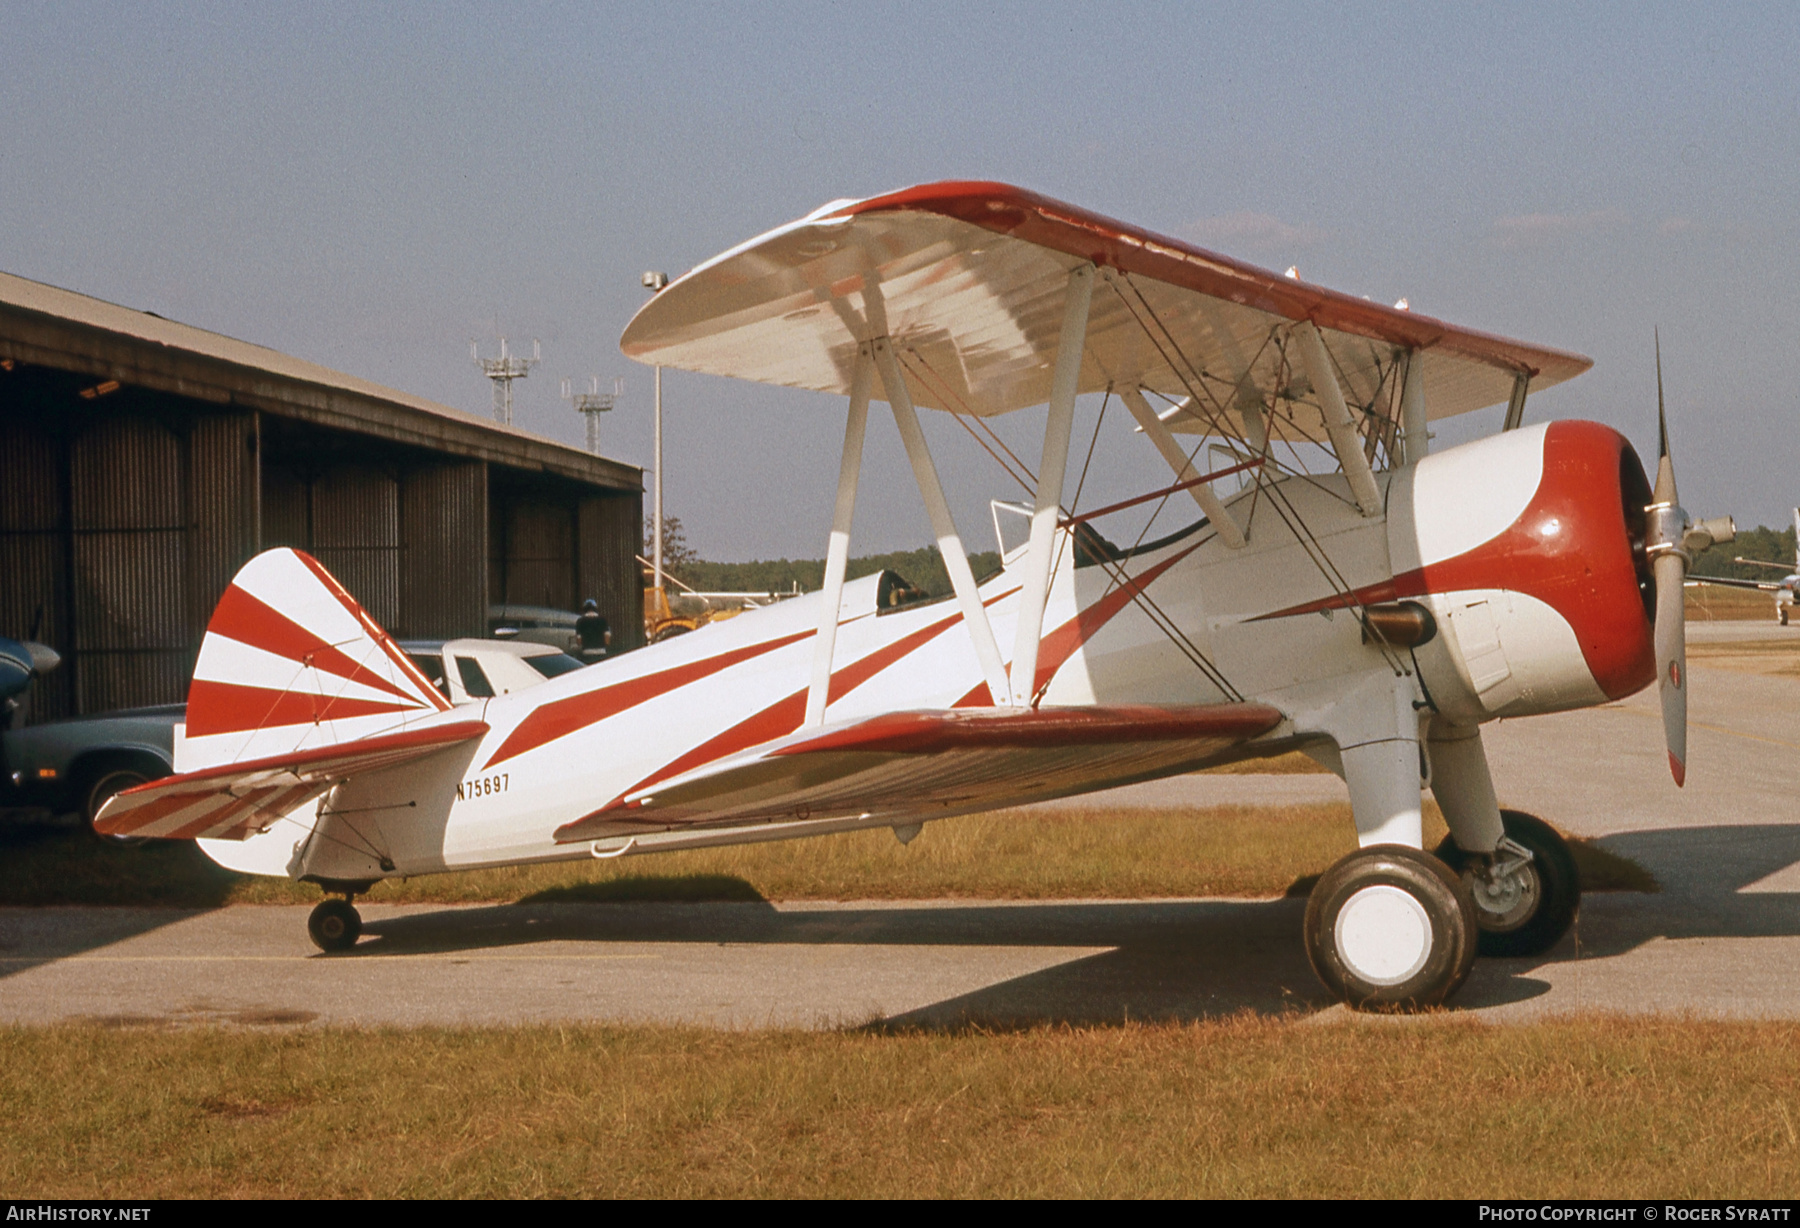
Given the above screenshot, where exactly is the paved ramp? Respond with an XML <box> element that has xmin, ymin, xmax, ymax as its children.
<box><xmin>3</xmin><ymin>631</ymin><xmax>1797</xmax><ymax>1028</ymax></box>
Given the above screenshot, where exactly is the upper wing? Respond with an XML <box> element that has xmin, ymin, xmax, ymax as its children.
<box><xmin>554</xmin><ymin>702</ymin><xmax>1283</xmax><ymax>842</ymax></box>
<box><xmin>93</xmin><ymin>719</ymin><xmax>488</xmax><ymax>841</ymax></box>
<box><xmin>620</xmin><ymin>181</ymin><xmax>1591</xmax><ymax>438</ymax></box>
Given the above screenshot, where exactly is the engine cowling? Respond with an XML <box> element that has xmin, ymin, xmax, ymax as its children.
<box><xmin>1388</xmin><ymin>420</ymin><xmax>1656</xmax><ymax>723</ymax></box>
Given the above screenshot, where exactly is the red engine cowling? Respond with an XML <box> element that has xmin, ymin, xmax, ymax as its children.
<box><xmin>1389</xmin><ymin>420</ymin><xmax>1656</xmax><ymax>721</ymax></box>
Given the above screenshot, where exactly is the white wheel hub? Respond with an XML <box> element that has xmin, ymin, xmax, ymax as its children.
<box><xmin>1334</xmin><ymin>885</ymin><xmax>1433</xmax><ymax>986</ymax></box>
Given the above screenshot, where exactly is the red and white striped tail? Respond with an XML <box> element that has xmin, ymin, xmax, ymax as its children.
<box><xmin>181</xmin><ymin>548</ymin><xmax>452</xmax><ymax>772</ymax></box>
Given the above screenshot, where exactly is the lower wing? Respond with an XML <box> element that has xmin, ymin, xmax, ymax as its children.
<box><xmin>93</xmin><ymin>719</ymin><xmax>489</xmax><ymax>841</ymax></box>
<box><xmin>555</xmin><ymin>703</ymin><xmax>1284</xmax><ymax>842</ymax></box>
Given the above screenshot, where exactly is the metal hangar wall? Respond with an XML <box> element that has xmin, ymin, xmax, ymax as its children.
<box><xmin>0</xmin><ymin>271</ymin><xmax>644</xmax><ymax>721</ymax></box>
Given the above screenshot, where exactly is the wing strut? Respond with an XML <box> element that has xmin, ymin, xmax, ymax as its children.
<box><xmin>1400</xmin><ymin>350</ymin><xmax>1428</xmax><ymax>464</ymax></box>
<box><xmin>805</xmin><ymin>346</ymin><xmax>873</xmax><ymax>727</ymax></box>
<box><xmin>1292</xmin><ymin>321</ymin><xmax>1383</xmax><ymax>516</ymax></box>
<box><xmin>1118</xmin><ymin>386</ymin><xmax>1246</xmax><ymax>548</ymax></box>
<box><xmin>1501</xmin><ymin>370</ymin><xmax>1531</xmax><ymax>431</ymax></box>
<box><xmin>1009</xmin><ymin>264</ymin><xmax>1094</xmax><ymax>706</ymax></box>
<box><xmin>872</xmin><ymin>337</ymin><xmax>1012</xmax><ymax>707</ymax></box>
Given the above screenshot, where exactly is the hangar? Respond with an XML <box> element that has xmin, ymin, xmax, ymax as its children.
<box><xmin>0</xmin><ymin>270</ymin><xmax>644</xmax><ymax>721</ymax></box>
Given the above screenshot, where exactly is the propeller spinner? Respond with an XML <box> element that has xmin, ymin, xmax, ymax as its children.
<box><xmin>1644</xmin><ymin>333</ymin><xmax>1736</xmax><ymax>785</ymax></box>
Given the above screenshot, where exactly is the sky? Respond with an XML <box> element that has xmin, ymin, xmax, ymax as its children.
<box><xmin>4</xmin><ymin>2</ymin><xmax>1797</xmax><ymax>561</ymax></box>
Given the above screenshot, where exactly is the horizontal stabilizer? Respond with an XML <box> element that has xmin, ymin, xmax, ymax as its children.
<box><xmin>94</xmin><ymin>719</ymin><xmax>488</xmax><ymax>841</ymax></box>
<box><xmin>555</xmin><ymin>703</ymin><xmax>1283</xmax><ymax>843</ymax></box>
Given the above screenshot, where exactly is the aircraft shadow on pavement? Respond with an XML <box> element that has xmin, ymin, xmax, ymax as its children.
<box><xmin>346</xmin><ymin>822</ymin><xmax>1800</xmax><ymax>1026</ymax></box>
<box><xmin>1569</xmin><ymin>824</ymin><xmax>1800</xmax><ymax>954</ymax></box>
<box><xmin>0</xmin><ymin>818</ymin><xmax>234</xmax><ymax>980</ymax></box>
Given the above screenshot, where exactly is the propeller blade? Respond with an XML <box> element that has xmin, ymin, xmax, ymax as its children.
<box><xmin>1650</xmin><ymin>330</ymin><xmax>1687</xmax><ymax>785</ymax></box>
<box><xmin>1653</xmin><ymin>330</ymin><xmax>1679</xmax><ymax>507</ymax></box>
<box><xmin>1653</xmin><ymin>551</ymin><xmax>1687</xmax><ymax>786</ymax></box>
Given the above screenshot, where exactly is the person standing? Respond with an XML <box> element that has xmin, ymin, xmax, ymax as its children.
<box><xmin>575</xmin><ymin>599</ymin><xmax>611</xmax><ymax>662</ymax></box>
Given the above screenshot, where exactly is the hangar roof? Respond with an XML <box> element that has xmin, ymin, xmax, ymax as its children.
<box><xmin>0</xmin><ymin>269</ymin><xmax>639</xmax><ymax>492</ymax></box>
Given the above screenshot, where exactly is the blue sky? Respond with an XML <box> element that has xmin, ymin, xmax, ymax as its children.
<box><xmin>4</xmin><ymin>2</ymin><xmax>1796</xmax><ymax>559</ymax></box>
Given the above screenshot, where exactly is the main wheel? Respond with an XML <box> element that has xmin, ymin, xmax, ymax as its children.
<box><xmin>1436</xmin><ymin>810</ymin><xmax>1579</xmax><ymax>958</ymax></box>
<box><xmin>1305</xmin><ymin>844</ymin><xmax>1478</xmax><ymax>1011</ymax></box>
<box><xmin>307</xmin><ymin>899</ymin><xmax>362</xmax><ymax>952</ymax></box>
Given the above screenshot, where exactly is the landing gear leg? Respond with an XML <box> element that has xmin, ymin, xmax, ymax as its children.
<box><xmin>1437</xmin><ymin>810</ymin><xmax>1580</xmax><ymax>957</ymax></box>
<box><xmin>1301</xmin><ymin>675</ymin><xmax>1475</xmax><ymax>1008</ymax></box>
<box><xmin>307</xmin><ymin>896</ymin><xmax>363</xmax><ymax>953</ymax></box>
<box><xmin>1305</xmin><ymin>844</ymin><xmax>1478</xmax><ymax>1010</ymax></box>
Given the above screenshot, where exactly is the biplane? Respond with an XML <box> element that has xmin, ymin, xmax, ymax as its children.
<box><xmin>1689</xmin><ymin>508</ymin><xmax>1799</xmax><ymax>625</ymax></box>
<box><xmin>96</xmin><ymin>182</ymin><xmax>1734</xmax><ymax>1010</ymax></box>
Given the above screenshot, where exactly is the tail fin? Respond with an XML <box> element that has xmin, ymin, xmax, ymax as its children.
<box><xmin>1792</xmin><ymin>508</ymin><xmax>1798</xmax><ymax>569</ymax></box>
<box><xmin>183</xmin><ymin>548</ymin><xmax>452</xmax><ymax>772</ymax></box>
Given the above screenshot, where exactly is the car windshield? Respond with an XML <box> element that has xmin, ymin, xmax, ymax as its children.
<box><xmin>525</xmin><ymin>653</ymin><xmax>586</xmax><ymax>679</ymax></box>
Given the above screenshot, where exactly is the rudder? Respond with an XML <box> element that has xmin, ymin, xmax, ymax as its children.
<box><xmin>182</xmin><ymin>548</ymin><xmax>452</xmax><ymax>772</ymax></box>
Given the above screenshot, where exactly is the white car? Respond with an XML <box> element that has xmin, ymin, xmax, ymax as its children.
<box><xmin>398</xmin><ymin>639</ymin><xmax>587</xmax><ymax>705</ymax></box>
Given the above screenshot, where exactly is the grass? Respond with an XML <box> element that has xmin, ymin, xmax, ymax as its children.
<box><xmin>0</xmin><ymin>1016</ymin><xmax>1794</xmax><ymax>1198</ymax></box>
<box><xmin>1687</xmin><ymin>585</ymin><xmax>1780</xmax><ymax>621</ymax></box>
<box><xmin>1199</xmin><ymin>749</ymin><xmax>1330</xmax><ymax>774</ymax></box>
<box><xmin>1688</xmin><ymin>634</ymin><xmax>1800</xmax><ymax>678</ymax></box>
<box><xmin>0</xmin><ymin>801</ymin><xmax>1654</xmax><ymax>907</ymax></box>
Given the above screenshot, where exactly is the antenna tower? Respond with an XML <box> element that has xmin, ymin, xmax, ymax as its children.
<box><xmin>471</xmin><ymin>337</ymin><xmax>541</xmax><ymax>426</ymax></box>
<box><xmin>563</xmin><ymin>376</ymin><xmax>622</xmax><ymax>454</ymax></box>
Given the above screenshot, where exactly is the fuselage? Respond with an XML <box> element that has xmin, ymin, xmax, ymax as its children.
<box><xmin>205</xmin><ymin>419</ymin><xmax>1657</xmax><ymax>883</ymax></box>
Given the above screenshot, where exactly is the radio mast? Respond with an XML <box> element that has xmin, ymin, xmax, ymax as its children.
<box><xmin>472</xmin><ymin>337</ymin><xmax>540</xmax><ymax>426</ymax></box>
<box><xmin>563</xmin><ymin>376</ymin><xmax>622</xmax><ymax>454</ymax></box>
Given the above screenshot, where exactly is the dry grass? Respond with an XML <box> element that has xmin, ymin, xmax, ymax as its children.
<box><xmin>1199</xmin><ymin>750</ymin><xmax>1330</xmax><ymax>774</ymax></box>
<box><xmin>0</xmin><ymin>802</ymin><xmax>1654</xmax><ymax>906</ymax></box>
<box><xmin>0</xmin><ymin>1016</ymin><xmax>1794</xmax><ymax>1198</ymax></box>
<box><xmin>1687</xmin><ymin>585</ymin><xmax>1779</xmax><ymax>621</ymax></box>
<box><xmin>1688</xmin><ymin>636</ymin><xmax>1800</xmax><ymax>678</ymax></box>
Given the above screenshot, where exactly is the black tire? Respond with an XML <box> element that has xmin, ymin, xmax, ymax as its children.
<box><xmin>307</xmin><ymin>899</ymin><xmax>362</xmax><ymax>953</ymax></box>
<box><xmin>1435</xmin><ymin>810</ymin><xmax>1580</xmax><ymax>958</ymax></box>
<box><xmin>1304</xmin><ymin>844</ymin><xmax>1478</xmax><ymax>1011</ymax></box>
<box><xmin>82</xmin><ymin>764</ymin><xmax>158</xmax><ymax>846</ymax></box>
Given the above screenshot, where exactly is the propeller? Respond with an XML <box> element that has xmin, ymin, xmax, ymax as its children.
<box><xmin>1645</xmin><ymin>332</ymin><xmax>1736</xmax><ymax>786</ymax></box>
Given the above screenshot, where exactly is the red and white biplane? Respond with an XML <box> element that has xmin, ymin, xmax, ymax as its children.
<box><xmin>97</xmin><ymin>182</ymin><xmax>1733</xmax><ymax>1009</ymax></box>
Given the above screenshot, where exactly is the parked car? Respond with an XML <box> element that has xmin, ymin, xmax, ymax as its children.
<box><xmin>398</xmin><ymin>637</ymin><xmax>585</xmax><ymax>704</ymax></box>
<box><xmin>1</xmin><ymin>638</ymin><xmax>584</xmax><ymax>834</ymax></box>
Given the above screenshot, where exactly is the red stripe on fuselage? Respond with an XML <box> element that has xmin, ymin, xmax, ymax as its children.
<box><xmin>1030</xmin><ymin>545</ymin><xmax>1202</xmax><ymax>698</ymax></box>
<box><xmin>605</xmin><ymin>553</ymin><xmax>1198</xmax><ymax>817</ymax></box>
<box><xmin>594</xmin><ymin>595</ymin><xmax>1017</xmax><ymax>809</ymax></box>
<box><xmin>1248</xmin><ymin>421</ymin><xmax>1655</xmax><ymax>700</ymax></box>
<box><xmin>482</xmin><ymin>630</ymin><xmax>814</xmax><ymax>769</ymax></box>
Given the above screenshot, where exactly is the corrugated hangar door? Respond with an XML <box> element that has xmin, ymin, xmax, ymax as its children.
<box><xmin>578</xmin><ymin>494</ymin><xmax>644</xmax><ymax>652</ymax></box>
<box><xmin>310</xmin><ymin>464</ymin><xmax>402</xmax><ymax>631</ymax></box>
<box><xmin>400</xmin><ymin>461</ymin><xmax>486</xmax><ymax>639</ymax></box>
<box><xmin>0</xmin><ymin>415</ymin><xmax>72</xmax><ymax>718</ymax></box>
<box><xmin>68</xmin><ymin>417</ymin><xmax>189</xmax><ymax>713</ymax></box>
<box><xmin>492</xmin><ymin>501</ymin><xmax>575</xmax><ymax>612</ymax></box>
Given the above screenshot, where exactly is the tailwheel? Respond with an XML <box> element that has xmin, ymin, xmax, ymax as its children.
<box><xmin>1436</xmin><ymin>810</ymin><xmax>1580</xmax><ymax>958</ymax></box>
<box><xmin>1305</xmin><ymin>844</ymin><xmax>1477</xmax><ymax>1011</ymax></box>
<box><xmin>307</xmin><ymin>897</ymin><xmax>363</xmax><ymax>953</ymax></box>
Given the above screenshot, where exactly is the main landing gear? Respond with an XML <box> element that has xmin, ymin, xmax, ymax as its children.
<box><xmin>1435</xmin><ymin>809</ymin><xmax>1580</xmax><ymax>958</ymax></box>
<box><xmin>1305</xmin><ymin>844</ymin><xmax>1478</xmax><ymax>1010</ymax></box>
<box><xmin>1303</xmin><ymin>812</ymin><xmax>1581</xmax><ymax>1009</ymax></box>
<box><xmin>307</xmin><ymin>896</ymin><xmax>363</xmax><ymax>953</ymax></box>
